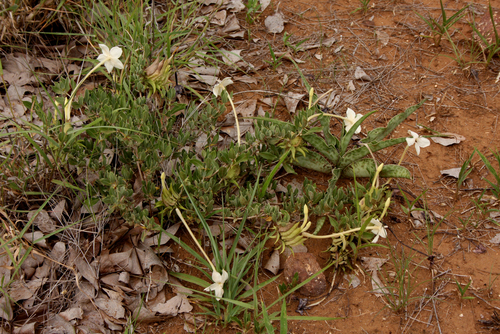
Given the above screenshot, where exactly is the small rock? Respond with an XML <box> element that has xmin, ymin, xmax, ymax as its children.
<box><xmin>283</xmin><ymin>253</ymin><xmax>327</xmax><ymax>297</ymax></box>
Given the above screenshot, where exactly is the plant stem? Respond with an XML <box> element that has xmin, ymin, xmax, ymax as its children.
<box><xmin>64</xmin><ymin>60</ymin><xmax>105</xmax><ymax>132</ymax></box>
<box><xmin>302</xmin><ymin>225</ymin><xmax>379</xmax><ymax>239</ymax></box>
<box><xmin>175</xmin><ymin>208</ymin><xmax>216</xmax><ymax>272</ymax></box>
<box><xmin>226</xmin><ymin>92</ymin><xmax>241</xmax><ymax>146</ymax></box>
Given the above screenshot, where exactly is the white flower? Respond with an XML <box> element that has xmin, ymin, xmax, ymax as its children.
<box><xmin>369</xmin><ymin>219</ymin><xmax>387</xmax><ymax>244</ymax></box>
<box><xmin>213</xmin><ymin>77</ymin><xmax>233</xmax><ymax>97</ymax></box>
<box><xmin>97</xmin><ymin>44</ymin><xmax>124</xmax><ymax>73</ymax></box>
<box><xmin>344</xmin><ymin>108</ymin><xmax>363</xmax><ymax>134</ymax></box>
<box><xmin>204</xmin><ymin>270</ymin><xmax>228</xmax><ymax>301</ymax></box>
<box><xmin>406</xmin><ymin>130</ymin><xmax>430</xmax><ymax>156</ymax></box>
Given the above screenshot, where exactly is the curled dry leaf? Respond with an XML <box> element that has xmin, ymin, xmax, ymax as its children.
<box><xmin>354</xmin><ymin>66</ymin><xmax>372</xmax><ymax>81</ymax></box>
<box><xmin>263</xmin><ymin>249</ymin><xmax>280</xmax><ymax>275</ymax></box>
<box><xmin>431</xmin><ymin>133</ymin><xmax>465</xmax><ymax>146</ymax></box>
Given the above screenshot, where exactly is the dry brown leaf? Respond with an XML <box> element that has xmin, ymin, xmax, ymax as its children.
<box><xmin>151</xmin><ymin>294</ymin><xmax>193</xmax><ymax>316</ymax></box>
<box><xmin>74</xmin><ymin>256</ymin><xmax>99</xmax><ymax>290</ymax></box>
<box><xmin>233</xmin><ymin>75</ymin><xmax>257</xmax><ymax>84</ymax></box>
<box><xmin>211</xmin><ymin>10</ymin><xmax>227</xmax><ymax>26</ymax></box>
<box><xmin>95</xmin><ymin>297</ymin><xmax>126</xmax><ymax>319</ymax></box>
<box><xmin>144</xmin><ymin>222</ymin><xmax>180</xmax><ymax>247</ymax></box>
<box><xmin>354</xmin><ymin>67</ymin><xmax>372</xmax><ymax>81</ymax></box>
<box><xmin>431</xmin><ymin>133</ymin><xmax>465</xmax><ymax>146</ymax></box>
<box><xmin>58</xmin><ymin>307</ymin><xmax>83</xmax><ymax>322</ymax></box>
<box><xmin>361</xmin><ymin>257</ymin><xmax>388</xmax><ymax>271</ymax></box>
<box><xmin>50</xmin><ymin>200</ymin><xmax>66</xmax><ymax>221</ymax></box>
<box><xmin>99</xmin><ymin>248</ymin><xmax>142</xmax><ymax>275</ymax></box>
<box><xmin>284</xmin><ymin>91</ymin><xmax>305</xmax><ymax>114</ymax></box>
<box><xmin>27</xmin><ymin>210</ymin><xmax>57</xmax><ymax>233</ymax></box>
<box><xmin>265</xmin><ymin>12</ymin><xmax>284</xmax><ymax>33</ymax></box>
<box><xmin>136</xmin><ymin>243</ymin><xmax>164</xmax><ymax>271</ymax></box>
<box><xmin>22</xmin><ymin>231</ymin><xmax>47</xmax><ymax>248</ymax></box>
<box><xmin>260</xmin><ymin>0</ymin><xmax>270</xmax><ymax>11</ymax></box>
<box><xmin>227</xmin><ymin>0</ymin><xmax>245</xmax><ymax>12</ymax></box>
<box><xmin>440</xmin><ymin>168</ymin><xmax>461</xmax><ymax>178</ymax></box>
<box><xmin>13</xmin><ymin>322</ymin><xmax>35</xmax><ymax>334</ymax></box>
<box><xmin>100</xmin><ymin>273</ymin><xmax>134</xmax><ymax>293</ymax></box>
<box><xmin>220</xmin><ymin>49</ymin><xmax>243</xmax><ymax>66</ymax></box>
<box><xmin>43</xmin><ymin>314</ymin><xmax>74</xmax><ymax>334</ymax></box>
<box><xmin>376</xmin><ymin>30</ymin><xmax>389</xmax><ymax>46</ymax></box>
<box><xmin>222</xmin><ymin>14</ymin><xmax>240</xmax><ymax>33</ymax></box>
<box><xmin>236</xmin><ymin>100</ymin><xmax>257</xmax><ymax>118</ymax></box>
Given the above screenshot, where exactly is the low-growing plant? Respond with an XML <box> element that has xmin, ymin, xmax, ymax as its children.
<box><xmin>245</xmin><ymin>0</ymin><xmax>261</xmax><ymax>24</ymax></box>
<box><xmin>351</xmin><ymin>0</ymin><xmax>372</xmax><ymax>15</ymax></box>
<box><xmin>477</xmin><ymin>149</ymin><xmax>500</xmax><ymax>199</ymax></box>
<box><xmin>415</xmin><ymin>0</ymin><xmax>469</xmax><ymax>47</ymax></box>
<box><xmin>455</xmin><ymin>279</ymin><xmax>475</xmax><ymax>300</ymax></box>
<box><xmin>455</xmin><ymin>150</ymin><xmax>476</xmax><ymax>201</ymax></box>
<box><xmin>471</xmin><ymin>4</ymin><xmax>500</xmax><ymax>68</ymax></box>
<box><xmin>283</xmin><ymin>32</ymin><xmax>309</xmax><ymax>54</ymax></box>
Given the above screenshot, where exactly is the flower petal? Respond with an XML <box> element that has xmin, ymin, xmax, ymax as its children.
<box><xmin>99</xmin><ymin>44</ymin><xmax>110</xmax><ymax>55</ymax></box>
<box><xmin>109</xmin><ymin>46</ymin><xmax>123</xmax><ymax>58</ymax></box>
<box><xmin>220</xmin><ymin>270</ymin><xmax>228</xmax><ymax>282</ymax></box>
<box><xmin>415</xmin><ymin>144</ymin><xmax>421</xmax><ymax>155</ymax></box>
<box><xmin>406</xmin><ymin>137</ymin><xmax>416</xmax><ymax>146</ymax></box>
<box><xmin>416</xmin><ymin>137</ymin><xmax>430</xmax><ymax>148</ymax></box>
<box><xmin>103</xmin><ymin>61</ymin><xmax>114</xmax><ymax>73</ymax></box>
<box><xmin>212</xmin><ymin>270</ymin><xmax>223</xmax><ymax>283</ymax></box>
<box><xmin>220</xmin><ymin>77</ymin><xmax>233</xmax><ymax>87</ymax></box>
<box><xmin>346</xmin><ymin>108</ymin><xmax>355</xmax><ymax>120</ymax></box>
<box><xmin>109</xmin><ymin>58</ymin><xmax>124</xmax><ymax>70</ymax></box>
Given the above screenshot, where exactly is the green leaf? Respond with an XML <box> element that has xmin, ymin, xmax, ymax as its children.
<box><xmin>259</xmin><ymin>151</ymin><xmax>278</xmax><ymax>161</ymax></box>
<box><xmin>302</xmin><ymin>133</ymin><xmax>339</xmax><ymax>164</ymax></box>
<box><xmin>292</xmin><ymin>151</ymin><xmax>333</xmax><ymax>173</ymax></box>
<box><xmin>341</xmin><ymin>159</ymin><xmax>411</xmax><ymax>179</ymax></box>
<box><xmin>362</xmin><ymin>100</ymin><xmax>426</xmax><ymax>143</ymax></box>
<box><xmin>280</xmin><ymin>299</ymin><xmax>288</xmax><ymax>334</ymax></box>
<box><xmin>338</xmin><ymin>137</ymin><xmax>407</xmax><ymax>169</ymax></box>
<box><xmin>340</xmin><ymin>110</ymin><xmax>377</xmax><ymax>155</ymax></box>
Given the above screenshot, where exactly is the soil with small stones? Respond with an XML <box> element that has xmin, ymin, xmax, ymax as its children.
<box><xmin>151</xmin><ymin>0</ymin><xmax>500</xmax><ymax>333</ymax></box>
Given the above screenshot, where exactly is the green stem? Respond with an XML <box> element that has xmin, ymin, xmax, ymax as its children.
<box><xmin>64</xmin><ymin>60</ymin><xmax>105</xmax><ymax>131</ymax></box>
<box><xmin>175</xmin><ymin>208</ymin><xmax>216</xmax><ymax>272</ymax></box>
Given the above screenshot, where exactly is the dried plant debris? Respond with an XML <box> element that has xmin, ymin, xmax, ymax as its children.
<box><xmin>479</xmin><ymin>310</ymin><xmax>500</xmax><ymax>330</ymax></box>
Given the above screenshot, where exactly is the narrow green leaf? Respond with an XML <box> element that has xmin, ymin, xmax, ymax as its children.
<box><xmin>362</xmin><ymin>100</ymin><xmax>426</xmax><ymax>143</ymax></box>
<box><xmin>338</xmin><ymin>137</ymin><xmax>407</xmax><ymax>169</ymax></box>
<box><xmin>302</xmin><ymin>133</ymin><xmax>339</xmax><ymax>164</ymax></box>
<box><xmin>340</xmin><ymin>110</ymin><xmax>377</xmax><ymax>155</ymax></box>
